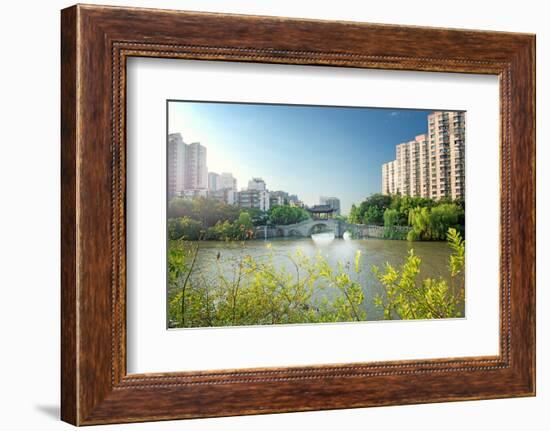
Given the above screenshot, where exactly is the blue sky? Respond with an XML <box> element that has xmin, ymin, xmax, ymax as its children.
<box><xmin>168</xmin><ymin>101</ymin><xmax>433</xmax><ymax>215</ymax></box>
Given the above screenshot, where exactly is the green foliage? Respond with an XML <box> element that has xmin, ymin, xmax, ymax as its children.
<box><xmin>167</xmin><ymin>243</ymin><xmax>366</xmax><ymax>328</ymax></box>
<box><xmin>447</xmin><ymin>228</ymin><xmax>465</xmax><ymax>277</ymax></box>
<box><xmin>429</xmin><ymin>203</ymin><xmax>463</xmax><ymax>239</ymax></box>
<box><xmin>348</xmin><ymin>194</ymin><xmax>464</xmax><ymax>238</ymax></box>
<box><xmin>407</xmin><ymin>207</ymin><xmax>431</xmax><ymax>241</ymax></box>
<box><xmin>363</xmin><ymin>205</ymin><xmax>384</xmax><ymax>225</ymax></box>
<box><xmin>168</xmin><ymin>197</ymin><xmax>240</xmax><ymax>228</ymax></box>
<box><xmin>382</xmin><ymin>208</ymin><xmax>408</xmax><ymax>239</ymax></box>
<box><xmin>389</xmin><ymin>195</ymin><xmax>435</xmax><ymax>225</ymax></box>
<box><xmin>168</xmin><ymin>197</ymin><xmax>266</xmax><ymax>228</ymax></box>
<box><xmin>203</xmin><ymin>211</ymin><xmax>255</xmax><ymax>241</ymax></box>
<box><xmin>349</xmin><ymin>204</ymin><xmax>360</xmax><ymax>224</ymax></box>
<box><xmin>168</xmin><ymin>229</ymin><xmax>466</xmax><ymax>327</ymax></box>
<box><xmin>407</xmin><ymin>203</ymin><xmax>463</xmax><ymax>241</ymax></box>
<box><xmin>268</xmin><ymin>205</ymin><xmax>310</xmax><ymax>225</ymax></box>
<box><xmin>168</xmin><ymin>216</ymin><xmax>203</xmax><ymax>240</ymax></box>
<box><xmin>373</xmin><ymin>228</ymin><xmax>465</xmax><ymax>320</ymax></box>
<box><xmin>348</xmin><ymin>193</ymin><xmax>391</xmax><ymax>224</ymax></box>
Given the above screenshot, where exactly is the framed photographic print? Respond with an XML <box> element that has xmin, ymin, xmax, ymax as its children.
<box><xmin>61</xmin><ymin>4</ymin><xmax>535</xmax><ymax>425</ymax></box>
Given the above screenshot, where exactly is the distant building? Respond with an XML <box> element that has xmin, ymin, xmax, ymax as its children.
<box><xmin>248</xmin><ymin>177</ymin><xmax>267</xmax><ymax>191</ymax></box>
<box><xmin>238</xmin><ymin>189</ymin><xmax>270</xmax><ymax>212</ymax></box>
<box><xmin>287</xmin><ymin>194</ymin><xmax>303</xmax><ymax>208</ymax></box>
<box><xmin>381</xmin><ymin>111</ymin><xmax>465</xmax><ymax>200</ymax></box>
<box><xmin>208</xmin><ymin>172</ymin><xmax>220</xmax><ymax>191</ymax></box>
<box><xmin>209</xmin><ymin>188</ymin><xmax>236</xmax><ymax>206</ymax></box>
<box><xmin>185</xmin><ymin>142</ymin><xmax>208</xmax><ymax>190</ymax></box>
<box><xmin>319</xmin><ymin>196</ymin><xmax>341</xmax><ymax>216</ymax></box>
<box><xmin>182</xmin><ymin>189</ymin><xmax>208</xmax><ymax>199</ymax></box>
<box><xmin>168</xmin><ymin>133</ymin><xmax>187</xmax><ymax>199</ymax></box>
<box><xmin>219</xmin><ymin>172</ymin><xmax>237</xmax><ymax>191</ymax></box>
<box><xmin>382</xmin><ymin>160</ymin><xmax>398</xmax><ymax>195</ymax></box>
<box><xmin>167</xmin><ymin>133</ymin><xmax>209</xmax><ymax>199</ymax></box>
<box><xmin>269</xmin><ymin>190</ymin><xmax>288</xmax><ymax>207</ymax></box>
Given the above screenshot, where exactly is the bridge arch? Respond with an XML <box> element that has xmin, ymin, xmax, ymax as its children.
<box><xmin>308</xmin><ymin>222</ymin><xmax>332</xmax><ymax>236</ymax></box>
<box><xmin>288</xmin><ymin>229</ymin><xmax>304</xmax><ymax>237</ymax></box>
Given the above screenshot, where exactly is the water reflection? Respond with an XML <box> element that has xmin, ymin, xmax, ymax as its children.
<box><xmin>311</xmin><ymin>231</ymin><xmax>335</xmax><ymax>246</ymax></box>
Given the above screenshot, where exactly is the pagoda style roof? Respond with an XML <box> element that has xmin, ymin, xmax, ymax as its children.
<box><xmin>307</xmin><ymin>205</ymin><xmax>335</xmax><ymax>213</ymax></box>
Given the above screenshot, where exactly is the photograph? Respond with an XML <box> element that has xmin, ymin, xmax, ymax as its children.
<box><xmin>166</xmin><ymin>101</ymin><xmax>466</xmax><ymax>329</ymax></box>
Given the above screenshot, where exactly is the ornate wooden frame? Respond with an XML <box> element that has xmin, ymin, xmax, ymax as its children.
<box><xmin>61</xmin><ymin>4</ymin><xmax>536</xmax><ymax>425</ymax></box>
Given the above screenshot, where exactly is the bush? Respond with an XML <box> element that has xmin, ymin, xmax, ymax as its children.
<box><xmin>168</xmin><ymin>217</ymin><xmax>203</xmax><ymax>240</ymax></box>
<box><xmin>168</xmin><ymin>245</ymin><xmax>366</xmax><ymax>327</ymax></box>
<box><xmin>204</xmin><ymin>212</ymin><xmax>255</xmax><ymax>240</ymax></box>
<box><xmin>373</xmin><ymin>228</ymin><xmax>465</xmax><ymax>319</ymax></box>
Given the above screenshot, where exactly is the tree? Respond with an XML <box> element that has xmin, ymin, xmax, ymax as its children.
<box><xmin>268</xmin><ymin>205</ymin><xmax>310</xmax><ymax>225</ymax></box>
<box><xmin>407</xmin><ymin>207</ymin><xmax>431</xmax><ymax>241</ymax></box>
<box><xmin>168</xmin><ymin>217</ymin><xmax>203</xmax><ymax>240</ymax></box>
<box><xmin>429</xmin><ymin>203</ymin><xmax>463</xmax><ymax>239</ymax></box>
<box><xmin>168</xmin><ymin>198</ymin><xmax>194</xmax><ymax>218</ymax></box>
<box><xmin>349</xmin><ymin>193</ymin><xmax>392</xmax><ymax>225</ymax></box>
<box><xmin>390</xmin><ymin>195</ymin><xmax>435</xmax><ymax>226</ymax></box>
<box><xmin>348</xmin><ymin>204</ymin><xmax>360</xmax><ymax>224</ymax></box>
<box><xmin>235</xmin><ymin>212</ymin><xmax>254</xmax><ymax>239</ymax></box>
<box><xmin>383</xmin><ymin>208</ymin><xmax>407</xmax><ymax>239</ymax></box>
<box><xmin>363</xmin><ymin>205</ymin><xmax>384</xmax><ymax>225</ymax></box>
<box><xmin>407</xmin><ymin>203</ymin><xmax>463</xmax><ymax>241</ymax></box>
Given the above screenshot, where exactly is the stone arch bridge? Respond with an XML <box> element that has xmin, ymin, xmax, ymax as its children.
<box><xmin>276</xmin><ymin>219</ymin><xmax>365</xmax><ymax>238</ymax></box>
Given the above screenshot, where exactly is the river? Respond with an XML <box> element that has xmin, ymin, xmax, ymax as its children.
<box><xmin>185</xmin><ymin>236</ymin><xmax>460</xmax><ymax>321</ymax></box>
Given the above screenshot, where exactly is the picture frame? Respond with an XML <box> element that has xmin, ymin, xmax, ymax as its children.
<box><xmin>61</xmin><ymin>4</ymin><xmax>535</xmax><ymax>425</ymax></box>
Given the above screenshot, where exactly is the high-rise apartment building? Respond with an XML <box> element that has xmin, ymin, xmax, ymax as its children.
<box><xmin>428</xmin><ymin>111</ymin><xmax>465</xmax><ymax>200</ymax></box>
<box><xmin>394</xmin><ymin>134</ymin><xmax>430</xmax><ymax>198</ymax></box>
<box><xmin>168</xmin><ymin>133</ymin><xmax>187</xmax><ymax>199</ymax></box>
<box><xmin>381</xmin><ymin>111</ymin><xmax>465</xmax><ymax>200</ymax></box>
<box><xmin>168</xmin><ymin>133</ymin><xmax>210</xmax><ymax>199</ymax></box>
<box><xmin>381</xmin><ymin>160</ymin><xmax>398</xmax><ymax>195</ymax></box>
<box><xmin>185</xmin><ymin>142</ymin><xmax>208</xmax><ymax>190</ymax></box>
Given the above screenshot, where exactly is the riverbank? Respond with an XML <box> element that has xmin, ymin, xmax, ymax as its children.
<box><xmin>168</xmin><ymin>235</ymin><xmax>464</xmax><ymax>327</ymax></box>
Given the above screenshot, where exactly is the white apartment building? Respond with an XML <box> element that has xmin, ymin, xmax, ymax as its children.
<box><xmin>381</xmin><ymin>111</ymin><xmax>465</xmax><ymax>200</ymax></box>
<box><xmin>382</xmin><ymin>160</ymin><xmax>398</xmax><ymax>195</ymax></box>
<box><xmin>428</xmin><ymin>111</ymin><xmax>466</xmax><ymax>200</ymax></box>
<box><xmin>185</xmin><ymin>142</ymin><xmax>208</xmax><ymax>190</ymax></box>
<box><xmin>168</xmin><ymin>133</ymin><xmax>209</xmax><ymax>199</ymax></box>
<box><xmin>168</xmin><ymin>133</ymin><xmax>186</xmax><ymax>199</ymax></box>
